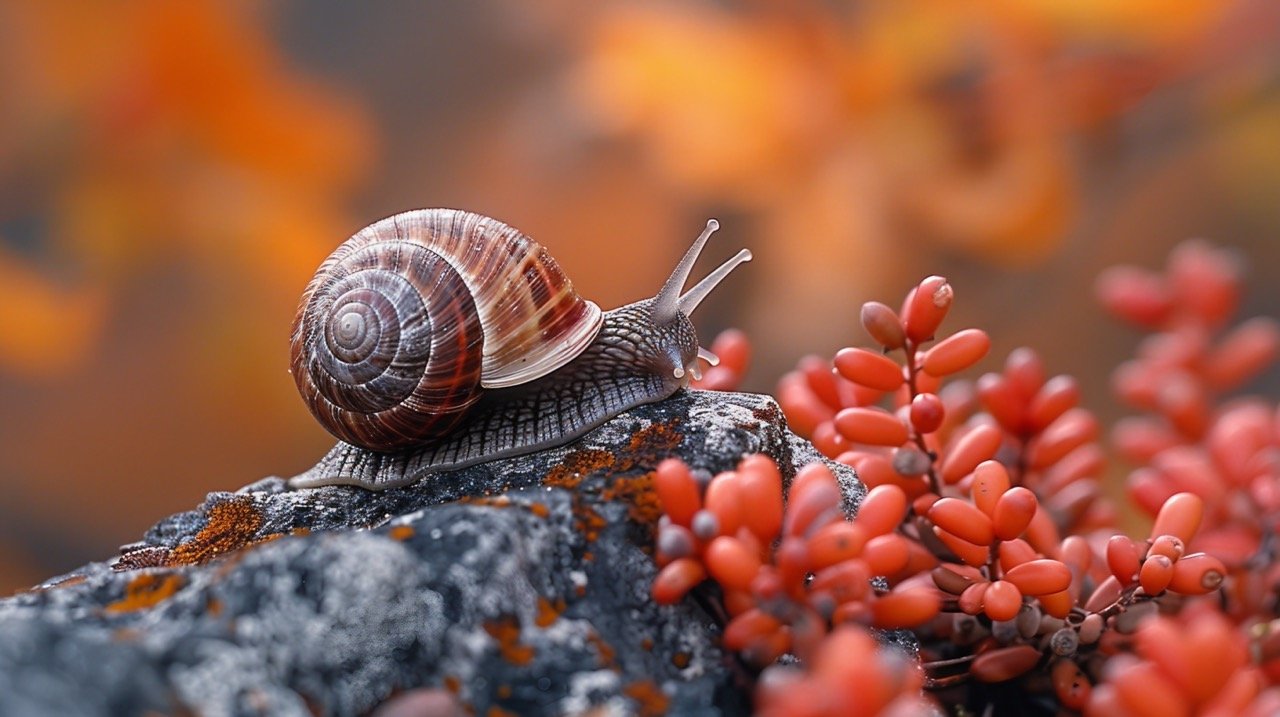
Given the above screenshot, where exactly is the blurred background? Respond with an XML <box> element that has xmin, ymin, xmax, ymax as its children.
<box><xmin>2</xmin><ymin>0</ymin><xmax>1280</xmax><ymax>594</ymax></box>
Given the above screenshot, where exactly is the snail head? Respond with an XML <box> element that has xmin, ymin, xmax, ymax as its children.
<box><xmin>648</xmin><ymin>219</ymin><xmax>752</xmax><ymax>384</ymax></box>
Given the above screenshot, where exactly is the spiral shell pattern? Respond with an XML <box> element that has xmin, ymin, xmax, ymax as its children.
<box><xmin>291</xmin><ymin>209</ymin><xmax>602</xmax><ymax>451</ymax></box>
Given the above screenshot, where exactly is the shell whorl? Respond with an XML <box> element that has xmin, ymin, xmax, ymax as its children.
<box><xmin>290</xmin><ymin>209</ymin><xmax>603</xmax><ymax>451</ymax></box>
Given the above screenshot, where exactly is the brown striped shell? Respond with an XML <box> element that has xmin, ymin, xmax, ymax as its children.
<box><xmin>290</xmin><ymin>209</ymin><xmax>603</xmax><ymax>451</ymax></box>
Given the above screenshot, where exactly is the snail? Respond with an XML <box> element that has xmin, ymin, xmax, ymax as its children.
<box><xmin>288</xmin><ymin>209</ymin><xmax>751</xmax><ymax>490</ymax></box>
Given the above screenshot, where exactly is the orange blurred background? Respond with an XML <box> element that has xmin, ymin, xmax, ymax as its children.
<box><xmin>3</xmin><ymin>0</ymin><xmax>1280</xmax><ymax>594</ymax></box>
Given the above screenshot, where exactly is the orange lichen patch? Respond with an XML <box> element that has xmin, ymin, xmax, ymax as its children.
<box><xmin>586</xmin><ymin>629</ymin><xmax>617</xmax><ymax>668</ymax></box>
<box><xmin>579</xmin><ymin>509</ymin><xmax>609</xmax><ymax>544</ymax></box>
<box><xmin>486</xmin><ymin>707</ymin><xmax>518</xmax><ymax>717</ymax></box>
<box><xmin>543</xmin><ymin>421</ymin><xmax>686</xmax><ymax>551</ymax></box>
<box><xmin>601</xmin><ymin>472</ymin><xmax>663</xmax><ymax>525</ymax></box>
<box><xmin>483</xmin><ymin>616</ymin><xmax>535</xmax><ymax>666</ymax></box>
<box><xmin>618</xmin><ymin>421</ymin><xmax>684</xmax><ymax>471</ymax></box>
<box><xmin>544</xmin><ymin>449</ymin><xmax>617</xmax><ymax>490</ymax></box>
<box><xmin>495</xmin><ymin>685</ymin><xmax>512</xmax><ymax>699</ymax></box>
<box><xmin>168</xmin><ymin>495</ymin><xmax>265</xmax><ymax>566</ymax></box>
<box><xmin>641</xmin><ymin>637</ymin><xmax>654</xmax><ymax>651</ymax></box>
<box><xmin>443</xmin><ymin>675</ymin><xmax>461</xmax><ymax>694</ymax></box>
<box><xmin>388</xmin><ymin>525</ymin><xmax>415</xmax><ymax>542</ymax></box>
<box><xmin>623</xmin><ymin>680</ymin><xmax>670</xmax><ymax>717</ymax></box>
<box><xmin>528</xmin><ymin>502</ymin><xmax>550</xmax><ymax>519</ymax></box>
<box><xmin>535</xmin><ymin>596</ymin><xmax>566</xmax><ymax>628</ymax></box>
<box><xmin>602</xmin><ymin>422</ymin><xmax>685</xmax><ymax>526</ymax></box>
<box><xmin>106</xmin><ymin>572</ymin><xmax>186</xmax><ymax>613</ymax></box>
<box><xmin>543</xmin><ymin>421</ymin><xmax>683</xmax><ymax>491</ymax></box>
<box><xmin>291</xmin><ymin>527</ymin><xmax>311</xmax><ymax>537</ymax></box>
<box><xmin>672</xmin><ymin>651</ymin><xmax>691</xmax><ymax>669</ymax></box>
<box><xmin>206</xmin><ymin>596</ymin><xmax>223</xmax><ymax>616</ymax></box>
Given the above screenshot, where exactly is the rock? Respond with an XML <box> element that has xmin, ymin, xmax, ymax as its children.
<box><xmin>0</xmin><ymin>390</ymin><xmax>872</xmax><ymax>717</ymax></box>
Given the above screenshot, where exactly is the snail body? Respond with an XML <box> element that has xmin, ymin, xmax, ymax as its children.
<box><xmin>289</xmin><ymin>208</ymin><xmax>750</xmax><ymax>490</ymax></box>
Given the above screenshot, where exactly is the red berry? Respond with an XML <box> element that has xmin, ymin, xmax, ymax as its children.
<box><xmin>777</xmin><ymin>374</ymin><xmax>832</xmax><ymax>438</ymax></box>
<box><xmin>834</xmin><ymin>348</ymin><xmax>905</xmax><ymax>392</ymax></box>
<box><xmin>957</xmin><ymin>581</ymin><xmax>989</xmax><ymax>615</ymax></box>
<box><xmin>855</xmin><ymin>484</ymin><xmax>908</xmax><ymax>537</ymax></box>
<box><xmin>909</xmin><ymin>392</ymin><xmax>946</xmax><ymax>434</ymax></box>
<box><xmin>871</xmin><ymin>586</ymin><xmax>940</xmax><ymax>629</ymax></box>
<box><xmin>1052</xmin><ymin>658</ymin><xmax>1092</xmax><ymax>710</ymax></box>
<box><xmin>971</xmin><ymin>645</ymin><xmax>1040</xmax><ymax>682</ymax></box>
<box><xmin>704</xmin><ymin>536</ymin><xmax>762</xmax><ymax>592</ymax></box>
<box><xmin>1106</xmin><ymin>535</ymin><xmax>1142</xmax><ymax>584</ymax></box>
<box><xmin>1168</xmin><ymin>552</ymin><xmax>1226</xmax><ymax>595</ymax></box>
<box><xmin>928</xmin><ymin>498</ymin><xmax>994</xmax><ymax>547</ymax></box>
<box><xmin>940</xmin><ymin>424</ymin><xmax>1004</xmax><ymax>484</ymax></box>
<box><xmin>785</xmin><ymin>470</ymin><xmax>844</xmax><ymax>538</ymax></box>
<box><xmin>1027</xmin><ymin>375</ymin><xmax>1081</xmax><ymax>433</ymax></box>
<box><xmin>1003</xmin><ymin>559</ymin><xmax>1072</xmax><ymax>596</ymax></box>
<box><xmin>1150</xmin><ymin>492</ymin><xmax>1203</xmax><ymax>544</ymax></box>
<box><xmin>1095</xmin><ymin>265</ymin><xmax>1173</xmax><ymax>328</ymax></box>
<box><xmin>1139</xmin><ymin>554</ymin><xmax>1174</xmax><ymax>595</ymax></box>
<box><xmin>934</xmin><ymin>527</ymin><xmax>991</xmax><ymax>567</ymax></box>
<box><xmin>652</xmin><ymin>558</ymin><xmax>706</xmax><ymax>604</ymax></box>
<box><xmin>707</xmin><ymin>329</ymin><xmax>750</xmax><ymax>375</ymax></box>
<box><xmin>997</xmin><ymin>539</ymin><xmax>1037</xmax><ymax>572</ymax></box>
<box><xmin>977</xmin><ymin>373</ymin><xmax>1026</xmax><ymax>433</ymax></box>
<box><xmin>703</xmin><ymin>473</ymin><xmax>743</xmax><ymax>538</ymax></box>
<box><xmin>654</xmin><ymin>459</ymin><xmax>701</xmax><ymax>527</ymax></box>
<box><xmin>860</xmin><ymin>301</ymin><xmax>907</xmax><ymax>350</ymax></box>
<box><xmin>1027</xmin><ymin>408</ymin><xmax>1099</xmax><ymax>469</ymax></box>
<box><xmin>983</xmin><ymin>580</ymin><xmax>1024</xmax><ymax>621</ymax></box>
<box><xmin>1204</xmin><ymin>317</ymin><xmax>1280</xmax><ymax>390</ymax></box>
<box><xmin>903</xmin><ymin>276</ymin><xmax>953</xmax><ymax>343</ymax></box>
<box><xmin>738</xmin><ymin>455</ymin><xmax>784</xmax><ymax>543</ymax></box>
<box><xmin>806</xmin><ymin>523</ymin><xmax>865</xmax><ymax>571</ymax></box>
<box><xmin>970</xmin><ymin>460</ymin><xmax>1011</xmax><ymax>518</ymax></box>
<box><xmin>1004</xmin><ymin>348</ymin><xmax>1046</xmax><ymax>399</ymax></box>
<box><xmin>723</xmin><ymin>608</ymin><xmax>783</xmax><ymax>651</ymax></box>
<box><xmin>932</xmin><ymin>564</ymin><xmax>982</xmax><ymax>595</ymax></box>
<box><xmin>863</xmin><ymin>533</ymin><xmax>910</xmax><ymax>576</ymax></box>
<box><xmin>922</xmin><ymin>329</ymin><xmax>991</xmax><ymax>377</ymax></box>
<box><xmin>1148</xmin><ymin>534</ymin><xmax>1185</xmax><ymax>562</ymax></box>
<box><xmin>835</xmin><ymin>406</ymin><xmax>910</xmax><ymax>447</ymax></box>
<box><xmin>992</xmin><ymin>487</ymin><xmax>1038</xmax><ymax>541</ymax></box>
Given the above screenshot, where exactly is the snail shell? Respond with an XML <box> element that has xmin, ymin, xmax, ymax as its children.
<box><xmin>290</xmin><ymin>210</ymin><xmax>601</xmax><ymax>450</ymax></box>
<box><xmin>289</xmin><ymin>208</ymin><xmax>751</xmax><ymax>489</ymax></box>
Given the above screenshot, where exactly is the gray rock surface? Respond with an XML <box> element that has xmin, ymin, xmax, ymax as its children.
<box><xmin>0</xmin><ymin>390</ymin><xmax>868</xmax><ymax>717</ymax></box>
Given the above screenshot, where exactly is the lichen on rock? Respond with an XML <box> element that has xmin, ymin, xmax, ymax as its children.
<box><xmin>0</xmin><ymin>390</ymin><xmax>869</xmax><ymax>716</ymax></box>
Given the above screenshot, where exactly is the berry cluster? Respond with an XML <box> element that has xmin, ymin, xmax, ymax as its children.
<box><xmin>1089</xmin><ymin>606</ymin><xmax>1280</xmax><ymax>716</ymax></box>
<box><xmin>648</xmin><ymin>240</ymin><xmax>1280</xmax><ymax>715</ymax></box>
<box><xmin>651</xmin><ymin>456</ymin><xmax>940</xmax><ymax>668</ymax></box>
<box><xmin>1099</xmin><ymin>241</ymin><xmax>1280</xmax><ymax>619</ymax></box>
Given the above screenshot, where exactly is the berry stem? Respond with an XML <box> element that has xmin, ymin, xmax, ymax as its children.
<box><xmin>903</xmin><ymin>339</ymin><xmax>943</xmax><ymax>495</ymax></box>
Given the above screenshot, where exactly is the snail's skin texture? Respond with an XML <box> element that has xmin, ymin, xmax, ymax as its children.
<box><xmin>291</xmin><ymin>300</ymin><xmax>698</xmax><ymax>489</ymax></box>
<box><xmin>288</xmin><ymin>209</ymin><xmax>750</xmax><ymax>490</ymax></box>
